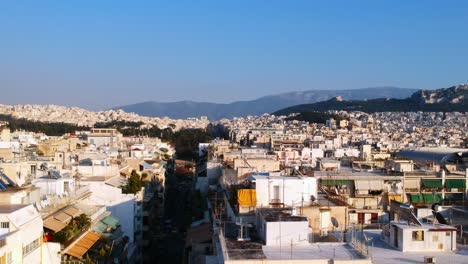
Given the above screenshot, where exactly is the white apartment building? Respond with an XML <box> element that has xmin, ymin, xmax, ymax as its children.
<box><xmin>252</xmin><ymin>175</ymin><xmax>318</xmax><ymax>208</ymax></box>
<box><xmin>0</xmin><ymin>204</ymin><xmax>61</xmax><ymax>264</ymax></box>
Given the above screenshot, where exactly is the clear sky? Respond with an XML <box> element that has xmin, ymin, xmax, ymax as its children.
<box><xmin>1</xmin><ymin>0</ymin><xmax>467</xmax><ymax>110</ymax></box>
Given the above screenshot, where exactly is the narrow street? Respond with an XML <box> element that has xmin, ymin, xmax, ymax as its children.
<box><xmin>145</xmin><ymin>160</ymin><xmax>194</xmax><ymax>264</ymax></box>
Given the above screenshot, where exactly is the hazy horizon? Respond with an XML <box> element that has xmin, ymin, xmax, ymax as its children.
<box><xmin>0</xmin><ymin>86</ymin><xmax>420</xmax><ymax>111</ymax></box>
<box><xmin>1</xmin><ymin>1</ymin><xmax>467</xmax><ymax>110</ymax></box>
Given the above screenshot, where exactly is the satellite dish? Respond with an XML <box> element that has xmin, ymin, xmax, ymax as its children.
<box><xmin>331</xmin><ymin>217</ymin><xmax>339</xmax><ymax>228</ymax></box>
<box><xmin>310</xmin><ymin>195</ymin><xmax>316</xmax><ymax>202</ymax></box>
<box><xmin>40</xmin><ymin>163</ymin><xmax>48</xmax><ymax>171</ymax></box>
<box><xmin>432</xmin><ymin>204</ymin><xmax>442</xmax><ymax>212</ymax></box>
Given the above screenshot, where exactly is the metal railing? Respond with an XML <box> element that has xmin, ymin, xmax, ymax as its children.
<box><xmin>348</xmin><ymin>226</ymin><xmax>369</xmax><ymax>257</ymax></box>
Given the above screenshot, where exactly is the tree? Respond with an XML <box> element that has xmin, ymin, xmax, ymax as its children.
<box><xmin>123</xmin><ymin>170</ymin><xmax>143</xmax><ymax>194</ymax></box>
<box><xmin>74</xmin><ymin>214</ymin><xmax>91</xmax><ymax>230</ymax></box>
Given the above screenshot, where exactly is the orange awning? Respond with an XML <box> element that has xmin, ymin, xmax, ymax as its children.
<box><xmin>65</xmin><ymin>232</ymin><xmax>101</xmax><ymax>259</ymax></box>
<box><xmin>237</xmin><ymin>189</ymin><xmax>256</xmax><ymax>206</ymax></box>
<box><xmin>388</xmin><ymin>194</ymin><xmax>402</xmax><ymax>203</ymax></box>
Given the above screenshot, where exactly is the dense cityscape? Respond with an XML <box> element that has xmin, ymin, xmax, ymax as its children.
<box><xmin>0</xmin><ymin>100</ymin><xmax>466</xmax><ymax>263</ymax></box>
<box><xmin>1</xmin><ymin>1</ymin><xmax>468</xmax><ymax>264</ymax></box>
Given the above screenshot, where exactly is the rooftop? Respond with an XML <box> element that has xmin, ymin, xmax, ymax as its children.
<box><xmin>257</xmin><ymin>208</ymin><xmax>308</xmax><ymax>222</ymax></box>
<box><xmin>0</xmin><ymin>204</ymin><xmax>29</xmax><ymax>214</ymax></box>
<box><xmin>391</xmin><ymin>220</ymin><xmax>457</xmax><ymax>231</ymax></box>
<box><xmin>251</xmin><ymin>174</ymin><xmax>312</xmax><ymax>181</ymax></box>
<box><xmin>314</xmin><ymin>166</ymin><xmax>403</xmax><ymax>180</ymax></box>
<box><xmin>262</xmin><ymin>242</ymin><xmax>365</xmax><ymax>260</ymax></box>
<box><xmin>365</xmin><ymin>230</ymin><xmax>468</xmax><ymax>264</ymax></box>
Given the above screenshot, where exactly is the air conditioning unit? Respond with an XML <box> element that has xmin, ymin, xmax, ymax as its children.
<box><xmin>424</xmin><ymin>256</ymin><xmax>436</xmax><ymax>263</ymax></box>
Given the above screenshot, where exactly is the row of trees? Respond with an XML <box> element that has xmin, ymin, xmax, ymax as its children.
<box><xmin>0</xmin><ymin>114</ymin><xmax>88</xmax><ymax>136</ymax></box>
<box><xmin>1</xmin><ymin>114</ymin><xmax>216</xmax><ymax>162</ymax></box>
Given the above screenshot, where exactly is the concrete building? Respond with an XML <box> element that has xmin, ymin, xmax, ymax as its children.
<box><xmin>252</xmin><ymin>175</ymin><xmax>318</xmax><ymax>208</ymax></box>
<box><xmin>0</xmin><ymin>204</ymin><xmax>61</xmax><ymax>264</ymax></box>
<box><xmin>256</xmin><ymin>208</ymin><xmax>310</xmax><ymax>246</ymax></box>
<box><xmin>383</xmin><ymin>221</ymin><xmax>457</xmax><ymax>252</ymax></box>
<box><xmin>86</xmin><ymin>128</ymin><xmax>122</xmax><ymax>148</ymax></box>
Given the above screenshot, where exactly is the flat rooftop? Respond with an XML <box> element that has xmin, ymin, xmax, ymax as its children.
<box><xmin>0</xmin><ymin>204</ymin><xmax>28</xmax><ymax>214</ymax></box>
<box><xmin>257</xmin><ymin>208</ymin><xmax>308</xmax><ymax>222</ymax></box>
<box><xmin>365</xmin><ymin>230</ymin><xmax>468</xmax><ymax>264</ymax></box>
<box><xmin>314</xmin><ymin>166</ymin><xmax>403</xmax><ymax>180</ymax></box>
<box><xmin>391</xmin><ymin>221</ymin><xmax>457</xmax><ymax>231</ymax></box>
<box><xmin>263</xmin><ymin>242</ymin><xmax>365</xmax><ymax>260</ymax></box>
<box><xmin>251</xmin><ymin>175</ymin><xmax>310</xmax><ymax>181</ymax></box>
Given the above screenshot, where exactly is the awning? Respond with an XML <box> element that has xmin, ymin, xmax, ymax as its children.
<box><xmin>63</xmin><ymin>207</ymin><xmax>81</xmax><ymax>218</ymax></box>
<box><xmin>445</xmin><ymin>179</ymin><xmax>466</xmax><ymax>189</ymax></box>
<box><xmin>65</xmin><ymin>232</ymin><xmax>101</xmax><ymax>259</ymax></box>
<box><xmin>355</xmin><ymin>180</ymin><xmax>369</xmax><ymax>190</ymax></box>
<box><xmin>102</xmin><ymin>216</ymin><xmax>120</xmax><ymax>229</ymax></box>
<box><xmin>388</xmin><ymin>194</ymin><xmax>402</xmax><ymax>203</ymax></box>
<box><xmin>405</xmin><ymin>179</ymin><xmax>420</xmax><ymax>189</ymax></box>
<box><xmin>321</xmin><ymin>180</ymin><xmax>351</xmax><ymax>186</ymax></box>
<box><xmin>92</xmin><ymin>221</ymin><xmax>109</xmax><ymax>234</ymax></box>
<box><xmin>354</xmin><ymin>180</ymin><xmax>369</xmax><ymax>195</ymax></box>
<box><xmin>422</xmin><ymin>179</ymin><xmax>442</xmax><ymax>188</ymax></box>
<box><xmin>43</xmin><ymin>217</ymin><xmax>67</xmax><ymax>233</ymax></box>
<box><xmin>54</xmin><ymin>212</ymin><xmax>72</xmax><ymax>223</ymax></box>
<box><xmin>355</xmin><ymin>180</ymin><xmax>384</xmax><ymax>191</ymax></box>
<box><xmin>369</xmin><ymin>180</ymin><xmax>384</xmax><ymax>190</ymax></box>
<box><xmin>423</xmin><ymin>193</ymin><xmax>442</xmax><ymax>203</ymax></box>
<box><xmin>410</xmin><ymin>194</ymin><xmax>423</xmax><ymax>203</ymax></box>
<box><xmin>237</xmin><ymin>189</ymin><xmax>256</xmax><ymax>206</ymax></box>
<box><xmin>445</xmin><ymin>193</ymin><xmax>464</xmax><ymax>201</ymax></box>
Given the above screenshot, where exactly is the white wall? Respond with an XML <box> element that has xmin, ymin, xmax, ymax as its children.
<box><xmin>255</xmin><ymin>177</ymin><xmax>318</xmax><ymax>207</ymax></box>
<box><xmin>262</xmin><ymin>221</ymin><xmax>310</xmax><ymax>246</ymax></box>
<box><xmin>83</xmin><ymin>181</ymin><xmax>136</xmax><ymax>243</ymax></box>
<box><xmin>32</xmin><ymin>179</ymin><xmax>66</xmax><ymax>196</ymax></box>
<box><xmin>74</xmin><ymin>164</ymin><xmax>119</xmax><ymax>177</ymax></box>
<box><xmin>389</xmin><ymin>224</ymin><xmax>457</xmax><ymax>252</ymax></box>
<box><xmin>400</xmin><ymin>229</ymin><xmax>456</xmax><ymax>252</ymax></box>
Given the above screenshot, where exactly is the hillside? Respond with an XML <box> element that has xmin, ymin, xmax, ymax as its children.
<box><xmin>274</xmin><ymin>85</ymin><xmax>468</xmax><ymax>116</ymax></box>
<box><xmin>114</xmin><ymin>87</ymin><xmax>416</xmax><ymax>120</ymax></box>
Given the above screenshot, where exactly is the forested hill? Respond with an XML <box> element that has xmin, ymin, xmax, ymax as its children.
<box><xmin>274</xmin><ymin>85</ymin><xmax>468</xmax><ymax>115</ymax></box>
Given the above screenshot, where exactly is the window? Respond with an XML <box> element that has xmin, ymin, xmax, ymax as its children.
<box><xmin>412</xmin><ymin>231</ymin><xmax>424</xmax><ymax>241</ymax></box>
<box><xmin>0</xmin><ymin>222</ymin><xmax>9</xmax><ymax>229</ymax></box>
<box><xmin>433</xmin><ymin>235</ymin><xmax>438</xmax><ymax>242</ymax></box>
<box><xmin>446</xmin><ymin>232</ymin><xmax>451</xmax><ymax>236</ymax></box>
<box><xmin>23</xmin><ymin>238</ymin><xmax>40</xmax><ymax>256</ymax></box>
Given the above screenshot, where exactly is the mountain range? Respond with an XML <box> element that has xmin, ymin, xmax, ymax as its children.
<box><xmin>274</xmin><ymin>84</ymin><xmax>468</xmax><ymax>116</ymax></box>
<box><xmin>114</xmin><ymin>87</ymin><xmax>417</xmax><ymax>120</ymax></box>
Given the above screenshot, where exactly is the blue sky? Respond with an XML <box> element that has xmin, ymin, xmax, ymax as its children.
<box><xmin>1</xmin><ymin>0</ymin><xmax>467</xmax><ymax>109</ymax></box>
